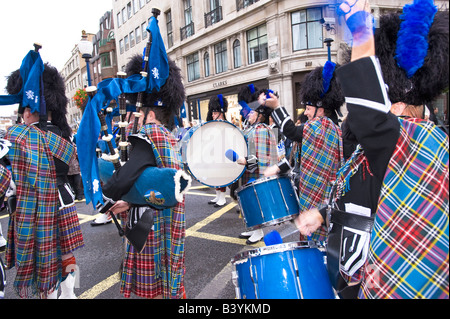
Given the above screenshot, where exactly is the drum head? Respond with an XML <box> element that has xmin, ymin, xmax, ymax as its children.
<box><xmin>181</xmin><ymin>121</ymin><xmax>247</xmax><ymax>187</ymax></box>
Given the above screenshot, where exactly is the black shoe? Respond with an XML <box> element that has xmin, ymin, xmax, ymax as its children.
<box><xmin>213</xmin><ymin>202</ymin><xmax>226</xmax><ymax>208</ymax></box>
<box><xmin>208</xmin><ymin>200</ymin><xmax>217</xmax><ymax>205</ymax></box>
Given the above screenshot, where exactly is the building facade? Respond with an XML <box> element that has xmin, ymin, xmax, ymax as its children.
<box><xmin>62</xmin><ymin>11</ymin><xmax>117</xmax><ymax>130</ymax></box>
<box><xmin>91</xmin><ymin>10</ymin><xmax>119</xmax><ymax>87</ymax></box>
<box><xmin>62</xmin><ymin>32</ymin><xmax>95</xmax><ymax>131</ymax></box>
<box><xmin>111</xmin><ymin>0</ymin><xmax>448</xmax><ymax>127</ymax></box>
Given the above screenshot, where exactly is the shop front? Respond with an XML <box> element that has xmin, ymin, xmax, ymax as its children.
<box><xmin>185</xmin><ymin>79</ymin><xmax>268</xmax><ymax>128</ymax></box>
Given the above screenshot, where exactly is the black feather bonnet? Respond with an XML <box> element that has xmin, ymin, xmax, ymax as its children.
<box><xmin>6</xmin><ymin>63</ymin><xmax>72</xmax><ymax>138</ymax></box>
<box><xmin>125</xmin><ymin>54</ymin><xmax>185</xmax><ymax>119</ymax></box>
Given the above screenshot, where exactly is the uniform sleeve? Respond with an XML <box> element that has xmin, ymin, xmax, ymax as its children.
<box><xmin>271</xmin><ymin>106</ymin><xmax>304</xmax><ymax>143</ymax></box>
<box><xmin>336</xmin><ymin>56</ymin><xmax>400</xmax><ymax>179</ymax></box>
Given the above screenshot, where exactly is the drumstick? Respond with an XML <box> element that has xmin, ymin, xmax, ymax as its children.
<box><xmin>225</xmin><ymin>149</ymin><xmax>239</xmax><ymax>162</ymax></box>
<box><xmin>264</xmin><ymin>227</ymin><xmax>299</xmax><ymax>246</ymax></box>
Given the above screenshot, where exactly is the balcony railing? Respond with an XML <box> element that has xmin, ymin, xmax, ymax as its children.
<box><xmin>181</xmin><ymin>22</ymin><xmax>195</xmax><ymax>41</ymax></box>
<box><xmin>236</xmin><ymin>0</ymin><xmax>260</xmax><ymax>11</ymax></box>
<box><xmin>205</xmin><ymin>6</ymin><xmax>223</xmax><ymax>28</ymax></box>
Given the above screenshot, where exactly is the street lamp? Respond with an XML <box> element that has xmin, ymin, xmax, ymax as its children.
<box><xmin>79</xmin><ymin>30</ymin><xmax>94</xmax><ymax>86</ymax></box>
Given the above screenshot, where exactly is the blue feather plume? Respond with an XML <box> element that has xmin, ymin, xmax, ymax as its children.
<box><xmin>321</xmin><ymin>61</ymin><xmax>336</xmax><ymax>98</ymax></box>
<box><xmin>218</xmin><ymin>94</ymin><xmax>224</xmax><ymax>110</ymax></box>
<box><xmin>395</xmin><ymin>0</ymin><xmax>437</xmax><ymax>78</ymax></box>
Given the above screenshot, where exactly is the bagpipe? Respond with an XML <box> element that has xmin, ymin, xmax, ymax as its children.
<box><xmin>78</xmin><ymin>8</ymin><xmax>191</xmax><ymax>251</ymax></box>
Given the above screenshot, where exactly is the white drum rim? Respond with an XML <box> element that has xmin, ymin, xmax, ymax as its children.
<box><xmin>231</xmin><ymin>241</ymin><xmax>323</xmax><ymax>264</ymax></box>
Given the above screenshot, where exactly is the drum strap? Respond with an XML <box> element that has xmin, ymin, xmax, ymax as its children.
<box><xmin>326</xmin><ymin>208</ymin><xmax>374</xmax><ymax>294</ymax></box>
<box><xmin>330</xmin><ymin>209</ymin><xmax>374</xmax><ymax>233</ymax></box>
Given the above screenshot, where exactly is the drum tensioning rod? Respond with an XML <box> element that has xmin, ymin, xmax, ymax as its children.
<box><xmin>292</xmin><ymin>251</ymin><xmax>304</xmax><ymax>299</ymax></box>
<box><xmin>231</xmin><ymin>268</ymin><xmax>241</xmax><ymax>299</ymax></box>
<box><xmin>253</xmin><ymin>184</ymin><xmax>265</xmax><ymax>222</ymax></box>
<box><xmin>249</xmin><ymin>261</ymin><xmax>260</xmax><ymax>299</ymax></box>
<box><xmin>277</xmin><ymin>179</ymin><xmax>290</xmax><ymax>213</ymax></box>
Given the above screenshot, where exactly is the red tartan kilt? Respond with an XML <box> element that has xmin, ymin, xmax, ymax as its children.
<box><xmin>58</xmin><ymin>204</ymin><xmax>85</xmax><ymax>255</ymax></box>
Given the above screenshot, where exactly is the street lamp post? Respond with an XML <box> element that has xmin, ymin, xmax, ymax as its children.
<box><xmin>78</xmin><ymin>30</ymin><xmax>94</xmax><ymax>87</ymax></box>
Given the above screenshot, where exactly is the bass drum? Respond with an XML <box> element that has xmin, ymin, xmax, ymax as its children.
<box><xmin>180</xmin><ymin>120</ymin><xmax>247</xmax><ymax>188</ymax></box>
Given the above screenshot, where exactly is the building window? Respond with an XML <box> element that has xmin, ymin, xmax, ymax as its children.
<box><xmin>236</xmin><ymin>0</ymin><xmax>260</xmax><ymax>11</ymax></box>
<box><xmin>129</xmin><ymin>31</ymin><xmax>135</xmax><ymax>48</ymax></box>
<box><xmin>142</xmin><ymin>22</ymin><xmax>148</xmax><ymax>40</ymax></box>
<box><xmin>127</xmin><ymin>2</ymin><xmax>132</xmax><ymax>19</ymax></box>
<box><xmin>233</xmin><ymin>40</ymin><xmax>241</xmax><ymax>68</ymax></box>
<box><xmin>205</xmin><ymin>0</ymin><xmax>222</xmax><ymax>28</ymax></box>
<box><xmin>247</xmin><ymin>24</ymin><xmax>268</xmax><ymax>64</ymax></box>
<box><xmin>122</xmin><ymin>8</ymin><xmax>127</xmax><ymax>24</ymax></box>
<box><xmin>119</xmin><ymin>39</ymin><xmax>124</xmax><ymax>54</ymax></box>
<box><xmin>135</xmin><ymin>27</ymin><xmax>141</xmax><ymax>44</ymax></box>
<box><xmin>117</xmin><ymin>13</ymin><xmax>122</xmax><ymax>27</ymax></box>
<box><xmin>215</xmin><ymin>40</ymin><xmax>228</xmax><ymax>74</ymax></box>
<box><xmin>292</xmin><ymin>8</ymin><xmax>323</xmax><ymax>51</ymax></box>
<box><xmin>100</xmin><ymin>53</ymin><xmax>111</xmax><ymax>68</ymax></box>
<box><xmin>166</xmin><ymin>10</ymin><xmax>173</xmax><ymax>48</ymax></box>
<box><xmin>124</xmin><ymin>35</ymin><xmax>129</xmax><ymax>51</ymax></box>
<box><xmin>181</xmin><ymin>0</ymin><xmax>195</xmax><ymax>40</ymax></box>
<box><xmin>187</xmin><ymin>52</ymin><xmax>200</xmax><ymax>82</ymax></box>
<box><xmin>204</xmin><ymin>52</ymin><xmax>210</xmax><ymax>77</ymax></box>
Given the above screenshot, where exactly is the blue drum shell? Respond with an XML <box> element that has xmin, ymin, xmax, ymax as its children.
<box><xmin>232</xmin><ymin>242</ymin><xmax>335</xmax><ymax>299</ymax></box>
<box><xmin>237</xmin><ymin>176</ymin><xmax>300</xmax><ymax>229</ymax></box>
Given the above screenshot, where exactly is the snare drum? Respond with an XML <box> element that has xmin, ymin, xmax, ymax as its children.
<box><xmin>180</xmin><ymin>120</ymin><xmax>247</xmax><ymax>188</ymax></box>
<box><xmin>236</xmin><ymin>175</ymin><xmax>299</xmax><ymax>230</ymax></box>
<box><xmin>231</xmin><ymin>241</ymin><xmax>335</xmax><ymax>299</ymax></box>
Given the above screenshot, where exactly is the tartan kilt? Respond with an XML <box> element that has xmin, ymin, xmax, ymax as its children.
<box><xmin>120</xmin><ymin>124</ymin><xmax>186</xmax><ymax>299</ymax></box>
<box><xmin>58</xmin><ymin>204</ymin><xmax>85</xmax><ymax>255</ymax></box>
<box><xmin>120</xmin><ymin>203</ymin><xmax>186</xmax><ymax>299</ymax></box>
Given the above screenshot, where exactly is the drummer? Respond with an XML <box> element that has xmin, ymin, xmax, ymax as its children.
<box><xmin>229</xmin><ymin>84</ymin><xmax>260</xmax><ymax>211</ymax></box>
<box><xmin>206</xmin><ymin>95</ymin><xmax>229</xmax><ymax>208</ymax></box>
<box><xmin>237</xmin><ymin>89</ymin><xmax>278</xmax><ymax>244</ymax></box>
<box><xmin>264</xmin><ymin>62</ymin><xmax>344</xmax><ymax>241</ymax></box>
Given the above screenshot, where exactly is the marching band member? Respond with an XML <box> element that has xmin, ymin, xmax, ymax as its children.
<box><xmin>297</xmin><ymin>0</ymin><xmax>448</xmax><ymax>299</ymax></box>
<box><xmin>0</xmin><ymin>139</ymin><xmax>11</xmax><ymax>299</ymax></box>
<box><xmin>265</xmin><ymin>62</ymin><xmax>344</xmax><ymax>241</ymax></box>
<box><xmin>206</xmin><ymin>95</ymin><xmax>229</xmax><ymax>208</ymax></box>
<box><xmin>0</xmin><ymin>51</ymin><xmax>84</xmax><ymax>299</ymax></box>
<box><xmin>229</xmin><ymin>84</ymin><xmax>260</xmax><ymax>211</ymax></box>
<box><xmin>98</xmin><ymin>54</ymin><xmax>187</xmax><ymax>299</ymax></box>
<box><xmin>0</xmin><ymin>138</ymin><xmax>11</xmax><ymax>253</ymax></box>
<box><xmin>238</xmin><ymin>89</ymin><xmax>278</xmax><ymax>244</ymax></box>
